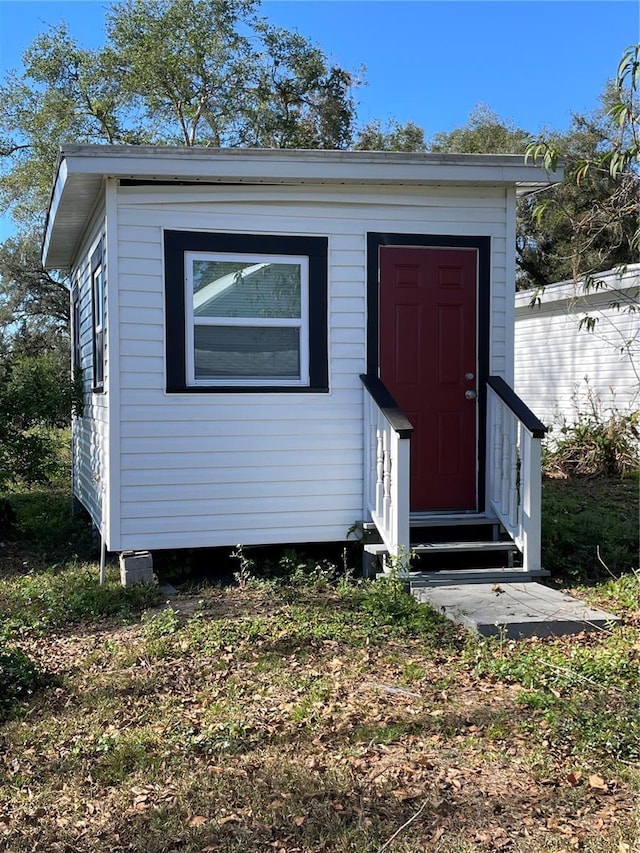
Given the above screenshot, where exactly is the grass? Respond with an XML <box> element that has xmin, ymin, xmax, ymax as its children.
<box><xmin>541</xmin><ymin>474</ymin><xmax>639</xmax><ymax>580</ymax></box>
<box><xmin>0</xmin><ymin>485</ymin><xmax>639</xmax><ymax>851</ymax></box>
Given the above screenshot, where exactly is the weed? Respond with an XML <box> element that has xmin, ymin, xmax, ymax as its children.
<box><xmin>288</xmin><ymin>676</ymin><xmax>332</xmax><ymax>726</ymax></box>
<box><xmin>544</xmin><ymin>406</ymin><xmax>639</xmax><ymax>478</ymax></box>
<box><xmin>254</xmin><ymin>548</ymin><xmax>339</xmax><ymax>590</ymax></box>
<box><xmin>92</xmin><ymin>731</ymin><xmax>161</xmax><ymax>784</ymax></box>
<box><xmin>354</xmin><ymin>574</ymin><xmax>448</xmax><ymax>638</ymax></box>
<box><xmin>230</xmin><ymin>543</ymin><xmax>255</xmax><ymax>590</ymax></box>
<box><xmin>400</xmin><ymin>660</ymin><xmax>425</xmax><ymax>684</ymax></box>
<box><xmin>469</xmin><ymin>629</ymin><xmax>640</xmax><ymax>761</ymax></box>
<box><xmin>141</xmin><ymin>605</ymin><xmax>181</xmax><ymax>639</ymax></box>
<box><xmin>577</xmin><ymin>569</ymin><xmax>640</xmax><ymax>614</ymax></box>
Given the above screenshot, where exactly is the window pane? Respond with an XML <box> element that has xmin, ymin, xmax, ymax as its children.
<box><xmin>93</xmin><ymin>267</ymin><xmax>104</xmax><ymax>328</ymax></box>
<box><xmin>194</xmin><ymin>326</ymin><xmax>300</xmax><ymax>378</ymax></box>
<box><xmin>193</xmin><ymin>261</ymin><xmax>301</xmax><ymax>319</ymax></box>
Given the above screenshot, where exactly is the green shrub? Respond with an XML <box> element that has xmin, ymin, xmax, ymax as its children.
<box><xmin>0</xmin><ymin>642</ymin><xmax>43</xmax><ymax>716</ymax></box>
<box><xmin>0</xmin><ymin>352</ymin><xmax>76</xmax><ymax>491</ymax></box>
<box><xmin>345</xmin><ymin>575</ymin><xmax>454</xmax><ymax>639</ymax></box>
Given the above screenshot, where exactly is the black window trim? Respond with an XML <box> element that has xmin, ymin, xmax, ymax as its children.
<box><xmin>164</xmin><ymin>230</ymin><xmax>329</xmax><ymax>393</ymax></box>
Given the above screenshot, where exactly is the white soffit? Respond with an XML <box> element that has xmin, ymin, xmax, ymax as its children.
<box><xmin>43</xmin><ymin>145</ymin><xmax>564</xmax><ymax>269</ymax></box>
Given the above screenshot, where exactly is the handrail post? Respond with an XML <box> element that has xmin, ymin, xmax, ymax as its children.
<box><xmin>520</xmin><ymin>428</ymin><xmax>542</xmax><ymax>573</ymax></box>
<box><xmin>360</xmin><ymin>375</ymin><xmax>413</xmax><ymax>560</ymax></box>
<box><xmin>390</xmin><ymin>428</ymin><xmax>411</xmax><ymax>560</ymax></box>
<box><xmin>485</xmin><ymin>376</ymin><xmax>545</xmax><ymax>576</ymax></box>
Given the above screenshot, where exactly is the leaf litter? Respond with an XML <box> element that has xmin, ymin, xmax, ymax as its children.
<box><xmin>1</xmin><ymin>583</ymin><xmax>638</xmax><ymax>852</ymax></box>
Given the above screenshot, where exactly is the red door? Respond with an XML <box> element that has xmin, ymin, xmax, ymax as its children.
<box><xmin>379</xmin><ymin>246</ymin><xmax>478</xmax><ymax>512</ymax></box>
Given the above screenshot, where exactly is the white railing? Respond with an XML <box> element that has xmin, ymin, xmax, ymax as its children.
<box><xmin>361</xmin><ymin>375</ymin><xmax>413</xmax><ymax>559</ymax></box>
<box><xmin>486</xmin><ymin>377</ymin><xmax>545</xmax><ymax>574</ymax></box>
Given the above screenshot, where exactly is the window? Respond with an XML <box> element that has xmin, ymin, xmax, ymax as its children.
<box><xmin>91</xmin><ymin>241</ymin><xmax>105</xmax><ymax>392</ymax></box>
<box><xmin>72</xmin><ymin>287</ymin><xmax>81</xmax><ymax>371</ymax></box>
<box><xmin>186</xmin><ymin>253</ymin><xmax>309</xmax><ymax>386</ymax></box>
<box><xmin>164</xmin><ymin>231</ymin><xmax>328</xmax><ymax>393</ymax></box>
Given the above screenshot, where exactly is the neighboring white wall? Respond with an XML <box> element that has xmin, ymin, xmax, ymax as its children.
<box><xmin>514</xmin><ymin>265</ymin><xmax>640</xmax><ymax>431</ymax></box>
<box><xmin>110</xmin><ymin>182</ymin><xmax>510</xmax><ymax>551</ymax></box>
<box><xmin>71</xmin><ymin>207</ymin><xmax>109</xmax><ymax>535</ymax></box>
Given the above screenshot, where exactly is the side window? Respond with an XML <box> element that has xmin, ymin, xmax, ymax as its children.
<box><xmin>72</xmin><ymin>289</ymin><xmax>81</xmax><ymax>371</ymax></box>
<box><xmin>91</xmin><ymin>241</ymin><xmax>105</xmax><ymax>392</ymax></box>
<box><xmin>164</xmin><ymin>231</ymin><xmax>328</xmax><ymax>393</ymax></box>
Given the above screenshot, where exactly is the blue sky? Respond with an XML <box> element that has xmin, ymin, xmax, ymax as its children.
<box><xmin>0</xmin><ymin>0</ymin><xmax>638</xmax><ymax>238</ymax></box>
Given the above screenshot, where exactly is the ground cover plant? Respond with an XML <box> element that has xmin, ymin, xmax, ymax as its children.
<box><xmin>1</xmin><ymin>490</ymin><xmax>639</xmax><ymax>852</ymax></box>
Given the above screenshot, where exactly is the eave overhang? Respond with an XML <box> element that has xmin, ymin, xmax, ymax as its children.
<box><xmin>42</xmin><ymin>145</ymin><xmax>564</xmax><ymax>270</ymax></box>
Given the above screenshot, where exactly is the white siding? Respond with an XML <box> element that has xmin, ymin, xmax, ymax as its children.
<box><xmin>71</xmin><ymin>206</ymin><xmax>109</xmax><ymax>533</ymax></box>
<box><xmin>108</xmin><ymin>182</ymin><xmax>510</xmax><ymax>551</ymax></box>
<box><xmin>514</xmin><ymin>267</ymin><xmax>640</xmax><ymax>432</ymax></box>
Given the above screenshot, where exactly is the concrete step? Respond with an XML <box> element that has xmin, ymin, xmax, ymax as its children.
<box><xmin>412</xmin><ymin>580</ymin><xmax>620</xmax><ymax>639</ymax></box>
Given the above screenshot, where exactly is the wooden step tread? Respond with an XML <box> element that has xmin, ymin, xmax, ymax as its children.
<box><xmin>412</xmin><ymin>541</ymin><xmax>516</xmax><ymax>554</ymax></box>
<box><xmin>364</xmin><ymin>540</ymin><xmax>516</xmax><ymax>556</ymax></box>
<box><xmin>408</xmin><ymin>567</ymin><xmax>549</xmax><ymax>585</ymax></box>
<box><xmin>410</xmin><ymin>513</ymin><xmax>498</xmax><ymax>527</ymax></box>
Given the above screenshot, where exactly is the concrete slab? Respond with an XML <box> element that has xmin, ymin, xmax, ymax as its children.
<box><xmin>411</xmin><ymin>580</ymin><xmax>620</xmax><ymax>639</ymax></box>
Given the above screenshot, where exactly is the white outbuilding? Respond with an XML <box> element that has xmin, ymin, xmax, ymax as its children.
<box><xmin>43</xmin><ymin>146</ymin><xmax>561</xmax><ymax>578</ymax></box>
<box><xmin>515</xmin><ymin>265</ymin><xmax>640</xmax><ymax>432</ymax></box>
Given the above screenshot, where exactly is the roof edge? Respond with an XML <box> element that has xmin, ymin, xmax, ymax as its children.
<box><xmin>43</xmin><ymin>145</ymin><xmax>564</xmax><ymax>269</ymax></box>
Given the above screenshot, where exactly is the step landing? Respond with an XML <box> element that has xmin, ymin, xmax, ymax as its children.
<box><xmin>412</xmin><ymin>580</ymin><xmax>620</xmax><ymax>639</ymax></box>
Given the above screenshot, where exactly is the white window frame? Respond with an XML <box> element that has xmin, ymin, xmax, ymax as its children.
<box><xmin>91</xmin><ymin>245</ymin><xmax>105</xmax><ymax>393</ymax></box>
<box><xmin>184</xmin><ymin>251</ymin><xmax>310</xmax><ymax>387</ymax></box>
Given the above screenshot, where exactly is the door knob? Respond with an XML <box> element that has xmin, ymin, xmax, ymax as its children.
<box><xmin>465</xmin><ymin>389</ymin><xmax>477</xmax><ymax>400</ymax></box>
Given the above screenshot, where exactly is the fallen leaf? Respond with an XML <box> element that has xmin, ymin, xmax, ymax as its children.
<box><xmin>588</xmin><ymin>774</ymin><xmax>608</xmax><ymax>791</ymax></box>
<box><xmin>188</xmin><ymin>815</ymin><xmax>208</xmax><ymax>827</ymax></box>
<box><xmin>430</xmin><ymin>826</ymin><xmax>445</xmax><ymax>842</ymax></box>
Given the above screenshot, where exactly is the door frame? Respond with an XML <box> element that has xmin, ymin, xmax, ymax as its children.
<box><xmin>366</xmin><ymin>233</ymin><xmax>491</xmax><ymax>513</ymax></box>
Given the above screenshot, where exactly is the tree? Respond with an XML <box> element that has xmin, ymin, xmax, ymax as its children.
<box><xmin>525</xmin><ymin>44</ymin><xmax>639</xmax><ymax>285</ymax></box>
<box><xmin>523</xmin><ymin>46</ymin><xmax>639</xmax><ymax>390</ymax></box>
<box><xmin>354</xmin><ymin>119</ymin><xmax>427</xmax><ymax>152</ymax></box>
<box><xmin>0</xmin><ymin>0</ymin><xmax>359</xmax><ymax>226</ymax></box>
<box><xmin>425</xmin><ymin>95</ymin><xmax>639</xmax><ymax>289</ymax></box>
<box><xmin>0</xmin><ymin>230</ymin><xmax>69</xmax><ymax>330</ymax></box>
<box><xmin>0</xmin><ymin>0</ymin><xmax>360</xmax><ymax>306</ymax></box>
<box><xmin>0</xmin><ymin>0</ymin><xmax>362</xmax><ymax>489</ymax></box>
<box><xmin>424</xmin><ymin>105</ymin><xmax>546</xmax><ymax>287</ymax></box>
<box><xmin>429</xmin><ymin>103</ymin><xmax>529</xmax><ymax>155</ymax></box>
<box><xmin>0</xmin><ymin>347</ymin><xmax>78</xmax><ymax>489</ymax></box>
